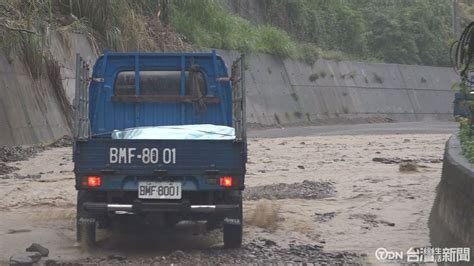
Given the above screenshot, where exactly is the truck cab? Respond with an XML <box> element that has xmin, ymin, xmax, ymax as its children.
<box><xmin>73</xmin><ymin>51</ymin><xmax>246</xmax><ymax>248</ymax></box>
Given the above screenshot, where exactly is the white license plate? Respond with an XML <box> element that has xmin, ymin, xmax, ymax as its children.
<box><xmin>138</xmin><ymin>182</ymin><xmax>182</xmax><ymax>199</ymax></box>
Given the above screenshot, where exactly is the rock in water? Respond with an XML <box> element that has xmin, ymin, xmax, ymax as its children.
<box><xmin>107</xmin><ymin>254</ymin><xmax>127</xmax><ymax>260</ymax></box>
<box><xmin>26</xmin><ymin>243</ymin><xmax>49</xmax><ymax>257</ymax></box>
<box><xmin>9</xmin><ymin>255</ymin><xmax>33</xmax><ymax>266</ymax></box>
<box><xmin>10</xmin><ymin>251</ymin><xmax>42</xmax><ymax>265</ymax></box>
<box><xmin>399</xmin><ymin>161</ymin><xmax>418</xmax><ymax>172</ymax></box>
<box><xmin>170</xmin><ymin>250</ymin><xmax>185</xmax><ymax>258</ymax></box>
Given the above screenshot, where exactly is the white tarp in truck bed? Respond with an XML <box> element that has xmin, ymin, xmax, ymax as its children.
<box><xmin>111</xmin><ymin>124</ymin><xmax>235</xmax><ymax>140</ymax></box>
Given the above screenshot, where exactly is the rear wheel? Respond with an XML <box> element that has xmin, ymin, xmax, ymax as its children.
<box><xmin>76</xmin><ymin>190</ymin><xmax>96</xmax><ymax>247</ymax></box>
<box><xmin>223</xmin><ymin>192</ymin><xmax>243</xmax><ymax>248</ymax></box>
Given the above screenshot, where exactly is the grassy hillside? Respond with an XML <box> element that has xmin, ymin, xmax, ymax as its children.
<box><xmin>260</xmin><ymin>0</ymin><xmax>454</xmax><ymax>66</ymax></box>
<box><xmin>0</xmin><ymin>0</ymin><xmax>472</xmax><ymax>67</ymax></box>
<box><xmin>171</xmin><ymin>0</ymin><xmax>472</xmax><ymax>66</ymax></box>
<box><xmin>170</xmin><ymin>0</ymin><xmax>322</xmax><ymax>63</ymax></box>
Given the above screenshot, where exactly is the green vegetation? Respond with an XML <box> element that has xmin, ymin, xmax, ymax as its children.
<box><xmin>274</xmin><ymin>113</ymin><xmax>281</xmax><ymax>124</ymax></box>
<box><xmin>172</xmin><ymin>0</ymin><xmax>293</xmax><ymax>56</ymax></box>
<box><xmin>1</xmin><ymin>0</ymin><xmax>473</xmax><ymax>66</ymax></box>
<box><xmin>0</xmin><ymin>0</ymin><xmax>53</xmax><ymax>77</ymax></box>
<box><xmin>460</xmin><ymin>0</ymin><xmax>474</xmax><ymax>27</ymax></box>
<box><xmin>459</xmin><ymin>118</ymin><xmax>474</xmax><ymax>163</ymax></box>
<box><xmin>293</xmin><ymin>111</ymin><xmax>302</xmax><ymax>119</ymax></box>
<box><xmin>0</xmin><ymin>0</ymin><xmax>72</xmax><ymax>121</ymax></box>
<box><xmin>262</xmin><ymin>0</ymin><xmax>454</xmax><ymax>66</ymax></box>
<box><xmin>340</xmin><ymin>71</ymin><xmax>356</xmax><ymax>79</ymax></box>
<box><xmin>290</xmin><ymin>92</ymin><xmax>299</xmax><ymax>101</ymax></box>
<box><xmin>170</xmin><ymin>0</ymin><xmax>322</xmax><ymax>62</ymax></box>
<box><xmin>309</xmin><ymin>73</ymin><xmax>319</xmax><ymax>82</ymax></box>
<box><xmin>56</xmin><ymin>0</ymin><xmax>158</xmax><ymax>51</ymax></box>
<box><xmin>19</xmin><ymin>34</ymin><xmax>45</xmax><ymax>79</ymax></box>
<box><xmin>348</xmin><ymin>71</ymin><xmax>356</xmax><ymax>79</ymax></box>
<box><xmin>373</xmin><ymin>73</ymin><xmax>384</xmax><ymax>84</ymax></box>
<box><xmin>169</xmin><ymin>0</ymin><xmax>368</xmax><ymax>63</ymax></box>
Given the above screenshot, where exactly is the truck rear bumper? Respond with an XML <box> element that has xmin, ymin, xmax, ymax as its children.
<box><xmin>83</xmin><ymin>201</ymin><xmax>239</xmax><ymax>214</ymax></box>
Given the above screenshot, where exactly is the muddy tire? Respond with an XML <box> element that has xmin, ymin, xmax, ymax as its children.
<box><xmin>76</xmin><ymin>190</ymin><xmax>96</xmax><ymax>247</ymax></box>
<box><xmin>223</xmin><ymin>192</ymin><xmax>243</xmax><ymax>248</ymax></box>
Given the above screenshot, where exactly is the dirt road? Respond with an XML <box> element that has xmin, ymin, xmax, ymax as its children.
<box><xmin>0</xmin><ymin>123</ymin><xmax>455</xmax><ymax>264</ymax></box>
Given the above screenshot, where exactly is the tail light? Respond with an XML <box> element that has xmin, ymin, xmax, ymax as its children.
<box><xmin>219</xmin><ymin>176</ymin><xmax>233</xmax><ymax>187</ymax></box>
<box><xmin>83</xmin><ymin>176</ymin><xmax>101</xmax><ymax>187</ymax></box>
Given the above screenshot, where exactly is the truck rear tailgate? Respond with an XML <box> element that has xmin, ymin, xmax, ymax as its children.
<box><xmin>74</xmin><ymin>139</ymin><xmax>246</xmax><ymax>176</ymax></box>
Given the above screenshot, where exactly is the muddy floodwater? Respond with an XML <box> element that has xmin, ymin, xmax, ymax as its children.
<box><xmin>0</xmin><ymin>123</ymin><xmax>454</xmax><ymax>264</ymax></box>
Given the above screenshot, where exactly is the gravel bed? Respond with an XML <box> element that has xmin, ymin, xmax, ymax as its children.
<box><xmin>244</xmin><ymin>180</ymin><xmax>336</xmax><ymax>200</ymax></box>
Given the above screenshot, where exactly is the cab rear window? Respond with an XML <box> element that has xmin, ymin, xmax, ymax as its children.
<box><xmin>114</xmin><ymin>70</ymin><xmax>207</xmax><ymax>96</ymax></box>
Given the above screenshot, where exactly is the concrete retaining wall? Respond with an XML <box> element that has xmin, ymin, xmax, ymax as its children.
<box><xmin>0</xmin><ymin>32</ymin><xmax>96</xmax><ymax>146</ymax></box>
<box><xmin>49</xmin><ymin>32</ymin><xmax>97</xmax><ymax>104</ymax></box>
<box><xmin>219</xmin><ymin>51</ymin><xmax>459</xmax><ymax>127</ymax></box>
<box><xmin>0</xmin><ymin>37</ymin><xmax>459</xmax><ymax>145</ymax></box>
<box><xmin>429</xmin><ymin>135</ymin><xmax>474</xmax><ymax>252</ymax></box>
<box><xmin>0</xmin><ymin>52</ymin><xmax>69</xmax><ymax>146</ymax></box>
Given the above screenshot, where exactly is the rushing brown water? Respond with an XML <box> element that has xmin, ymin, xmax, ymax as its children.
<box><xmin>0</xmin><ymin>130</ymin><xmax>449</xmax><ymax>264</ymax></box>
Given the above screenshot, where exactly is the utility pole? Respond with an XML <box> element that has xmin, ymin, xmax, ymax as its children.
<box><xmin>453</xmin><ymin>0</ymin><xmax>460</xmax><ymax>38</ymax></box>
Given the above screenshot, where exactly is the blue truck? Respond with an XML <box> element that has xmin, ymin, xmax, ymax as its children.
<box><xmin>73</xmin><ymin>51</ymin><xmax>247</xmax><ymax>248</ymax></box>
